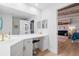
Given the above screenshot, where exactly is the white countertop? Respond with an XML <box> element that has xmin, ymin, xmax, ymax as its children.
<box><xmin>0</xmin><ymin>34</ymin><xmax>48</xmax><ymax>46</ymax></box>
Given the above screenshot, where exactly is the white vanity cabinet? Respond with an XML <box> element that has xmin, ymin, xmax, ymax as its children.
<box><xmin>39</xmin><ymin>36</ymin><xmax>49</xmax><ymax>51</ymax></box>
<box><xmin>11</xmin><ymin>39</ymin><xmax>33</xmax><ymax>56</ymax></box>
<box><xmin>11</xmin><ymin>40</ymin><xmax>24</xmax><ymax>56</ymax></box>
<box><xmin>23</xmin><ymin>39</ymin><xmax>33</xmax><ymax>56</ymax></box>
<box><xmin>0</xmin><ymin>34</ymin><xmax>48</xmax><ymax>56</ymax></box>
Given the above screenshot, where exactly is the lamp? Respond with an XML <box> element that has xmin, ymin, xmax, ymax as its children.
<box><xmin>68</xmin><ymin>25</ymin><xmax>76</xmax><ymax>35</ymax></box>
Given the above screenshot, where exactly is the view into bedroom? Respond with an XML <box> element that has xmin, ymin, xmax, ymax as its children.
<box><xmin>58</xmin><ymin>3</ymin><xmax>79</xmax><ymax>56</ymax></box>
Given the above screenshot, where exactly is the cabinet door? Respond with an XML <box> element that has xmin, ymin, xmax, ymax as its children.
<box><xmin>39</xmin><ymin>36</ymin><xmax>49</xmax><ymax>51</ymax></box>
<box><xmin>23</xmin><ymin>39</ymin><xmax>33</xmax><ymax>56</ymax></box>
<box><xmin>11</xmin><ymin>41</ymin><xmax>23</xmax><ymax>56</ymax></box>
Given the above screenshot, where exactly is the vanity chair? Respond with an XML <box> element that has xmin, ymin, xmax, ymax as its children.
<box><xmin>33</xmin><ymin>39</ymin><xmax>40</xmax><ymax>56</ymax></box>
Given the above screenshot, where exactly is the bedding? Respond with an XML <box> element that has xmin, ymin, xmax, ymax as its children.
<box><xmin>72</xmin><ymin>32</ymin><xmax>79</xmax><ymax>41</ymax></box>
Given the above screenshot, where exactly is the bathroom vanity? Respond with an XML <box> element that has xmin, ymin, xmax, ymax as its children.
<box><xmin>0</xmin><ymin>34</ymin><xmax>48</xmax><ymax>56</ymax></box>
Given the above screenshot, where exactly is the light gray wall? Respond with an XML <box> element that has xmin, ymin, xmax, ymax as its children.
<box><xmin>42</xmin><ymin>8</ymin><xmax>57</xmax><ymax>53</ymax></box>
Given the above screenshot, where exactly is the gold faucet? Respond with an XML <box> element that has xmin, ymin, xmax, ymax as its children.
<box><xmin>0</xmin><ymin>33</ymin><xmax>4</xmax><ymax>41</ymax></box>
<box><xmin>2</xmin><ymin>33</ymin><xmax>4</xmax><ymax>41</ymax></box>
<box><xmin>0</xmin><ymin>32</ymin><xmax>10</xmax><ymax>42</ymax></box>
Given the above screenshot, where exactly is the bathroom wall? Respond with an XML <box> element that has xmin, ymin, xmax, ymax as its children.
<box><xmin>41</xmin><ymin>8</ymin><xmax>58</xmax><ymax>53</ymax></box>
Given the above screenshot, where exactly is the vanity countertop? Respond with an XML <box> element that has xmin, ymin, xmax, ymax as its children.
<box><xmin>0</xmin><ymin>34</ymin><xmax>48</xmax><ymax>46</ymax></box>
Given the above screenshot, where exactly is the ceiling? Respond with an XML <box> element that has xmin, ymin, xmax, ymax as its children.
<box><xmin>26</xmin><ymin>3</ymin><xmax>54</xmax><ymax>11</ymax></box>
<box><xmin>0</xmin><ymin>4</ymin><xmax>35</xmax><ymax>19</ymax></box>
<box><xmin>0</xmin><ymin>3</ymin><xmax>72</xmax><ymax>19</ymax></box>
<box><xmin>26</xmin><ymin>3</ymin><xmax>72</xmax><ymax>11</ymax></box>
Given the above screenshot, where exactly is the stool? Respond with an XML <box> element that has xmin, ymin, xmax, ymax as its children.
<box><xmin>33</xmin><ymin>40</ymin><xmax>40</xmax><ymax>56</ymax></box>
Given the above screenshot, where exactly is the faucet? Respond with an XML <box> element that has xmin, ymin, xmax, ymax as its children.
<box><xmin>0</xmin><ymin>32</ymin><xmax>10</xmax><ymax>41</ymax></box>
<box><xmin>0</xmin><ymin>33</ymin><xmax>4</xmax><ymax>41</ymax></box>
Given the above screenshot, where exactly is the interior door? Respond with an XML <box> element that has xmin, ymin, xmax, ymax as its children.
<box><xmin>20</xmin><ymin>20</ymin><xmax>30</xmax><ymax>35</ymax></box>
